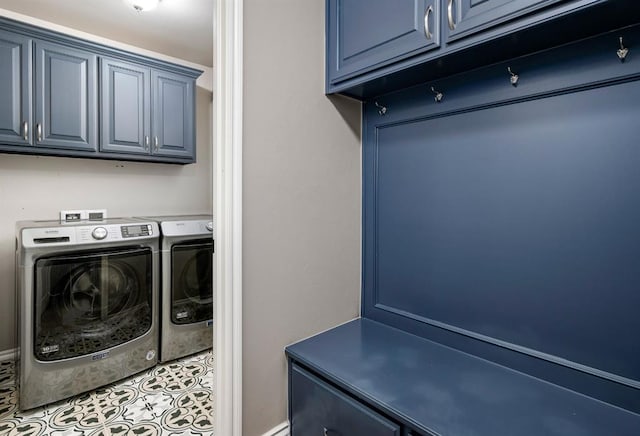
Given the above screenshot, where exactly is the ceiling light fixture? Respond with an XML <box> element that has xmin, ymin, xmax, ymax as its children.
<box><xmin>125</xmin><ymin>0</ymin><xmax>160</xmax><ymax>12</ymax></box>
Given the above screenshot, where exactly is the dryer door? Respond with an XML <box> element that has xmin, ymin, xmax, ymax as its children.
<box><xmin>33</xmin><ymin>246</ymin><xmax>152</xmax><ymax>361</ymax></box>
<box><xmin>171</xmin><ymin>239</ymin><xmax>214</xmax><ymax>325</ymax></box>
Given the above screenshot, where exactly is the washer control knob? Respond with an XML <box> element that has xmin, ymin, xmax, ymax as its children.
<box><xmin>206</xmin><ymin>222</ymin><xmax>213</xmax><ymax>232</ymax></box>
<box><xmin>92</xmin><ymin>227</ymin><xmax>108</xmax><ymax>240</ymax></box>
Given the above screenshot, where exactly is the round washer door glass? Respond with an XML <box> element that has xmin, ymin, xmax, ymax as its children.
<box><xmin>33</xmin><ymin>247</ymin><xmax>153</xmax><ymax>361</ymax></box>
<box><xmin>171</xmin><ymin>239</ymin><xmax>214</xmax><ymax>324</ymax></box>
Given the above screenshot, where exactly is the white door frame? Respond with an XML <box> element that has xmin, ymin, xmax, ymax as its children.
<box><xmin>214</xmin><ymin>0</ymin><xmax>243</xmax><ymax>435</ymax></box>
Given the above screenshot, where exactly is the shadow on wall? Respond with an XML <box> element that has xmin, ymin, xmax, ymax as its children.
<box><xmin>328</xmin><ymin>94</ymin><xmax>361</xmax><ymax>139</ymax></box>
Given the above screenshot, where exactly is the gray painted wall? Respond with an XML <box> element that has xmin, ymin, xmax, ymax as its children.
<box><xmin>243</xmin><ymin>1</ymin><xmax>362</xmax><ymax>435</ymax></box>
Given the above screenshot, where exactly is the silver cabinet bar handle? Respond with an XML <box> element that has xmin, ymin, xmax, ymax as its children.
<box><xmin>154</xmin><ymin>136</ymin><xmax>158</xmax><ymax>152</ymax></box>
<box><xmin>447</xmin><ymin>0</ymin><xmax>456</xmax><ymax>30</ymax></box>
<box><xmin>23</xmin><ymin>121</ymin><xmax>28</xmax><ymax>141</ymax></box>
<box><xmin>424</xmin><ymin>5</ymin><xmax>433</xmax><ymax>40</ymax></box>
<box><xmin>145</xmin><ymin>135</ymin><xmax>150</xmax><ymax>150</ymax></box>
<box><xmin>36</xmin><ymin>123</ymin><xmax>42</xmax><ymax>142</ymax></box>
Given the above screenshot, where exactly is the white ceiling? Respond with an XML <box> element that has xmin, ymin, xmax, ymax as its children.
<box><xmin>0</xmin><ymin>0</ymin><xmax>213</xmax><ymax>67</ymax></box>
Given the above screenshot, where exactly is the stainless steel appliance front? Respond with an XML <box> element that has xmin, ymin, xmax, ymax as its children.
<box><xmin>143</xmin><ymin>215</ymin><xmax>214</xmax><ymax>362</ymax></box>
<box><xmin>16</xmin><ymin>219</ymin><xmax>160</xmax><ymax>409</ymax></box>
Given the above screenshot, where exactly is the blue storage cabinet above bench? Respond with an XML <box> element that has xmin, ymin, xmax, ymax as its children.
<box><xmin>0</xmin><ymin>17</ymin><xmax>201</xmax><ymax>164</ymax></box>
<box><xmin>327</xmin><ymin>0</ymin><xmax>640</xmax><ymax>98</ymax></box>
<box><xmin>288</xmin><ymin>1</ymin><xmax>640</xmax><ymax>434</ymax></box>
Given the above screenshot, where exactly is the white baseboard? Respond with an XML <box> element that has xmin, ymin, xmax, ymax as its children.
<box><xmin>261</xmin><ymin>421</ymin><xmax>289</xmax><ymax>436</ymax></box>
<box><xmin>0</xmin><ymin>348</ymin><xmax>18</xmax><ymax>362</ymax></box>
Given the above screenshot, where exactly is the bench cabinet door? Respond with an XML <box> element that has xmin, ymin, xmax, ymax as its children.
<box><xmin>290</xmin><ymin>364</ymin><xmax>401</xmax><ymax>436</ymax></box>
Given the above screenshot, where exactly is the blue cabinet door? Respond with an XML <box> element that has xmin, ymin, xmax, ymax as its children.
<box><xmin>34</xmin><ymin>40</ymin><xmax>97</xmax><ymax>151</ymax></box>
<box><xmin>444</xmin><ymin>0</ymin><xmax>560</xmax><ymax>42</ymax></box>
<box><xmin>151</xmin><ymin>70</ymin><xmax>195</xmax><ymax>160</ymax></box>
<box><xmin>0</xmin><ymin>30</ymin><xmax>31</xmax><ymax>147</ymax></box>
<box><xmin>327</xmin><ymin>0</ymin><xmax>440</xmax><ymax>85</ymax></box>
<box><xmin>290</xmin><ymin>364</ymin><xmax>401</xmax><ymax>436</ymax></box>
<box><xmin>100</xmin><ymin>58</ymin><xmax>151</xmax><ymax>155</ymax></box>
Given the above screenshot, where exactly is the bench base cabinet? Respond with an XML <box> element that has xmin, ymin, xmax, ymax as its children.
<box><xmin>290</xmin><ymin>364</ymin><xmax>402</xmax><ymax>436</ymax></box>
<box><xmin>287</xmin><ymin>319</ymin><xmax>640</xmax><ymax>436</ymax></box>
<box><xmin>0</xmin><ymin>17</ymin><xmax>201</xmax><ymax>164</ymax></box>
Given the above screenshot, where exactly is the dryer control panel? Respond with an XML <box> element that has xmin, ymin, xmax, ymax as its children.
<box><xmin>161</xmin><ymin>220</ymin><xmax>214</xmax><ymax>237</ymax></box>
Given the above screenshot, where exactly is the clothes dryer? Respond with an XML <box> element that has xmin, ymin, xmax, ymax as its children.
<box><xmin>16</xmin><ymin>218</ymin><xmax>160</xmax><ymax>409</ymax></box>
<box><xmin>143</xmin><ymin>215</ymin><xmax>214</xmax><ymax>362</ymax></box>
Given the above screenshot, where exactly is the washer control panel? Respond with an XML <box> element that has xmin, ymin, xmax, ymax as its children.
<box><xmin>21</xmin><ymin>221</ymin><xmax>159</xmax><ymax>248</ymax></box>
<box><xmin>121</xmin><ymin>224</ymin><xmax>153</xmax><ymax>238</ymax></box>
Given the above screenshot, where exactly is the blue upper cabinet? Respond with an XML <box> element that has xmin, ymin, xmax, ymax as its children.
<box><xmin>325</xmin><ymin>0</ymin><xmax>635</xmax><ymax>98</ymax></box>
<box><xmin>444</xmin><ymin>0</ymin><xmax>559</xmax><ymax>42</ymax></box>
<box><xmin>100</xmin><ymin>59</ymin><xmax>196</xmax><ymax>162</ymax></box>
<box><xmin>151</xmin><ymin>70</ymin><xmax>195</xmax><ymax>160</ymax></box>
<box><xmin>327</xmin><ymin>0</ymin><xmax>440</xmax><ymax>86</ymax></box>
<box><xmin>34</xmin><ymin>40</ymin><xmax>98</xmax><ymax>152</ymax></box>
<box><xmin>100</xmin><ymin>58</ymin><xmax>151</xmax><ymax>155</ymax></box>
<box><xmin>0</xmin><ymin>30</ymin><xmax>31</xmax><ymax>147</ymax></box>
<box><xmin>0</xmin><ymin>17</ymin><xmax>201</xmax><ymax>164</ymax></box>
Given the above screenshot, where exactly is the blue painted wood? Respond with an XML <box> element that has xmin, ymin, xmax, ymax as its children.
<box><xmin>444</xmin><ymin>0</ymin><xmax>561</xmax><ymax>43</ymax></box>
<box><xmin>327</xmin><ymin>0</ymin><xmax>439</xmax><ymax>85</ymax></box>
<box><xmin>286</xmin><ymin>319</ymin><xmax>640</xmax><ymax>436</ymax></box>
<box><xmin>373</xmin><ymin>81</ymin><xmax>640</xmax><ymax>380</ymax></box>
<box><xmin>34</xmin><ymin>40</ymin><xmax>97</xmax><ymax>151</ymax></box>
<box><xmin>325</xmin><ymin>0</ymin><xmax>640</xmax><ymax>98</ymax></box>
<box><xmin>362</xmin><ymin>23</ymin><xmax>640</xmax><ymax>411</ymax></box>
<box><xmin>291</xmin><ymin>364</ymin><xmax>401</xmax><ymax>436</ymax></box>
<box><xmin>151</xmin><ymin>70</ymin><xmax>195</xmax><ymax>161</ymax></box>
<box><xmin>0</xmin><ymin>29</ymin><xmax>31</xmax><ymax>147</ymax></box>
<box><xmin>0</xmin><ymin>17</ymin><xmax>201</xmax><ymax>164</ymax></box>
<box><xmin>100</xmin><ymin>58</ymin><xmax>151</xmax><ymax>155</ymax></box>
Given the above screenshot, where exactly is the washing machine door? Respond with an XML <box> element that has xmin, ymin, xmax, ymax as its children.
<box><xmin>171</xmin><ymin>239</ymin><xmax>213</xmax><ymax>325</ymax></box>
<box><xmin>33</xmin><ymin>246</ymin><xmax>152</xmax><ymax>361</ymax></box>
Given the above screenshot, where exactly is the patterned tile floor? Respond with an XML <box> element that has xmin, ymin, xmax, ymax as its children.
<box><xmin>0</xmin><ymin>351</ymin><xmax>213</xmax><ymax>435</ymax></box>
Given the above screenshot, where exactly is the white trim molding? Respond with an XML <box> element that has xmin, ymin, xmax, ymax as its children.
<box><xmin>261</xmin><ymin>421</ymin><xmax>290</xmax><ymax>436</ymax></box>
<box><xmin>0</xmin><ymin>348</ymin><xmax>18</xmax><ymax>362</ymax></box>
<box><xmin>214</xmin><ymin>0</ymin><xmax>243</xmax><ymax>436</ymax></box>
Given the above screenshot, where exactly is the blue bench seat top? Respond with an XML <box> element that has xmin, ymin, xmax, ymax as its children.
<box><xmin>285</xmin><ymin>318</ymin><xmax>640</xmax><ymax>436</ymax></box>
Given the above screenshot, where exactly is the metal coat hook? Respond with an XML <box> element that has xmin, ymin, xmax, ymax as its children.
<box><xmin>507</xmin><ymin>67</ymin><xmax>519</xmax><ymax>86</ymax></box>
<box><xmin>374</xmin><ymin>101</ymin><xmax>387</xmax><ymax>116</ymax></box>
<box><xmin>431</xmin><ymin>86</ymin><xmax>443</xmax><ymax>103</ymax></box>
<box><xmin>617</xmin><ymin>37</ymin><xmax>629</xmax><ymax>62</ymax></box>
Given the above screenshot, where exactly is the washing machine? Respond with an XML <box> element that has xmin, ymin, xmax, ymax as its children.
<box><xmin>15</xmin><ymin>218</ymin><xmax>160</xmax><ymax>409</ymax></box>
<box><xmin>143</xmin><ymin>215</ymin><xmax>214</xmax><ymax>362</ymax></box>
